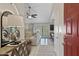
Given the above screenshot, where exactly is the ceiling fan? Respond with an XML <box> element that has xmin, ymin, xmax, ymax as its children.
<box><xmin>27</xmin><ymin>6</ymin><xmax>37</xmax><ymax>18</ymax></box>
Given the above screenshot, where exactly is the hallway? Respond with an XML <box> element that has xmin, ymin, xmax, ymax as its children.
<box><xmin>0</xmin><ymin>3</ymin><xmax>64</xmax><ymax>56</ymax></box>
<box><xmin>30</xmin><ymin>38</ymin><xmax>56</xmax><ymax>56</ymax></box>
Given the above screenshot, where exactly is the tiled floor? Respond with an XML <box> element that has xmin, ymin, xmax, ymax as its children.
<box><xmin>30</xmin><ymin>38</ymin><xmax>56</xmax><ymax>56</ymax></box>
<box><xmin>36</xmin><ymin>45</ymin><xmax>55</xmax><ymax>56</ymax></box>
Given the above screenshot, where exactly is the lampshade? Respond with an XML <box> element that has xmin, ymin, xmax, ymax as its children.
<box><xmin>6</xmin><ymin>15</ymin><xmax>24</xmax><ymax>27</ymax></box>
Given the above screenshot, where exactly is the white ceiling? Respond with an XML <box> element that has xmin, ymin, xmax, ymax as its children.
<box><xmin>15</xmin><ymin>3</ymin><xmax>54</xmax><ymax>23</ymax></box>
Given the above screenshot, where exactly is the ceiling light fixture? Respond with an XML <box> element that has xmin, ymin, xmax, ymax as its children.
<box><xmin>27</xmin><ymin>6</ymin><xmax>37</xmax><ymax>19</ymax></box>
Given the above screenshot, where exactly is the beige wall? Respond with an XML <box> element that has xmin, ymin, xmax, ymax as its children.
<box><xmin>0</xmin><ymin>3</ymin><xmax>18</xmax><ymax>15</ymax></box>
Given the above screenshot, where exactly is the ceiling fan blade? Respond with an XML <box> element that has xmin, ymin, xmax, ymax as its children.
<box><xmin>32</xmin><ymin>16</ymin><xmax>36</xmax><ymax>18</ymax></box>
<box><xmin>27</xmin><ymin>6</ymin><xmax>37</xmax><ymax>18</ymax></box>
<box><xmin>31</xmin><ymin>14</ymin><xmax>37</xmax><ymax>18</ymax></box>
<box><xmin>32</xmin><ymin>14</ymin><xmax>37</xmax><ymax>16</ymax></box>
<box><xmin>31</xmin><ymin>15</ymin><xmax>36</xmax><ymax>18</ymax></box>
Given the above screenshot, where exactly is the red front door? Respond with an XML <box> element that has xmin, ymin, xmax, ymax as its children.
<box><xmin>64</xmin><ymin>3</ymin><xmax>79</xmax><ymax>56</ymax></box>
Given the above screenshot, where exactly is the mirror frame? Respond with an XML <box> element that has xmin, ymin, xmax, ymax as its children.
<box><xmin>0</xmin><ymin>11</ymin><xmax>13</xmax><ymax>47</ymax></box>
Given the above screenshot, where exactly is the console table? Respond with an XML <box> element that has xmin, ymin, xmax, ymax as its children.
<box><xmin>0</xmin><ymin>40</ymin><xmax>32</xmax><ymax>56</ymax></box>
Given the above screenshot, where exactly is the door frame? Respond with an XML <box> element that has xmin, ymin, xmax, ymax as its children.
<box><xmin>54</xmin><ymin>3</ymin><xmax>64</xmax><ymax>56</ymax></box>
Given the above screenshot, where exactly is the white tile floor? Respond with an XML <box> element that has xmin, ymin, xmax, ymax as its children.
<box><xmin>30</xmin><ymin>38</ymin><xmax>56</xmax><ymax>56</ymax></box>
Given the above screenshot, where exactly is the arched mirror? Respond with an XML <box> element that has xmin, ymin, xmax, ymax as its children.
<box><xmin>0</xmin><ymin>10</ymin><xmax>25</xmax><ymax>48</ymax></box>
<box><xmin>1</xmin><ymin>11</ymin><xmax>13</xmax><ymax>47</ymax></box>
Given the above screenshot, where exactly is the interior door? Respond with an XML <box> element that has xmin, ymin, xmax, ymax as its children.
<box><xmin>64</xmin><ymin>3</ymin><xmax>79</xmax><ymax>56</ymax></box>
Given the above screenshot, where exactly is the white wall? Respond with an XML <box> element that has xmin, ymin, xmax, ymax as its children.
<box><xmin>52</xmin><ymin>3</ymin><xmax>64</xmax><ymax>56</ymax></box>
